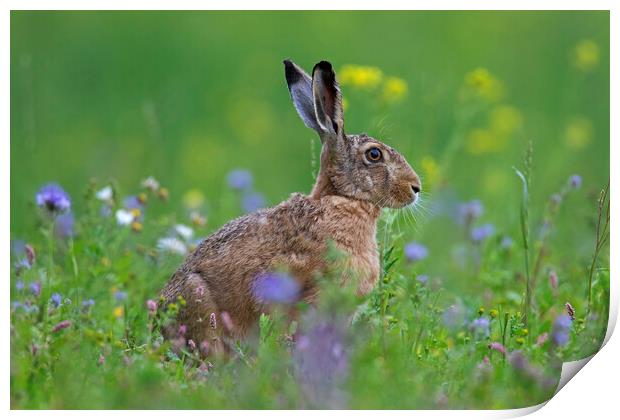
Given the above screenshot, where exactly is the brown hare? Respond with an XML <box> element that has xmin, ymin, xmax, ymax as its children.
<box><xmin>160</xmin><ymin>60</ymin><xmax>421</xmax><ymax>353</ymax></box>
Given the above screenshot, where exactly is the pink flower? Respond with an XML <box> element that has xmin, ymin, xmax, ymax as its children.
<box><xmin>221</xmin><ymin>311</ymin><xmax>234</xmax><ymax>332</ymax></box>
<box><xmin>146</xmin><ymin>299</ymin><xmax>158</xmax><ymax>316</ymax></box>
<box><xmin>52</xmin><ymin>320</ymin><xmax>71</xmax><ymax>333</ymax></box>
<box><xmin>178</xmin><ymin>324</ymin><xmax>187</xmax><ymax>336</ymax></box>
<box><xmin>98</xmin><ymin>354</ymin><xmax>105</xmax><ymax>365</ymax></box>
<box><xmin>200</xmin><ymin>341</ymin><xmax>210</xmax><ymax>355</ymax></box>
<box><xmin>536</xmin><ymin>332</ymin><xmax>549</xmax><ymax>346</ymax></box>
<box><xmin>549</xmin><ymin>271</ymin><xmax>558</xmax><ymax>290</ymax></box>
<box><xmin>209</xmin><ymin>313</ymin><xmax>217</xmax><ymax>330</ymax></box>
<box><xmin>188</xmin><ymin>339</ymin><xmax>196</xmax><ymax>351</ymax></box>
<box><xmin>488</xmin><ymin>342</ymin><xmax>506</xmax><ymax>354</ymax></box>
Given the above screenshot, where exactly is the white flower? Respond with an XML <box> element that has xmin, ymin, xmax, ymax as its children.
<box><xmin>115</xmin><ymin>209</ymin><xmax>134</xmax><ymax>226</ymax></box>
<box><xmin>174</xmin><ymin>224</ymin><xmax>194</xmax><ymax>241</ymax></box>
<box><xmin>157</xmin><ymin>237</ymin><xmax>188</xmax><ymax>255</ymax></box>
<box><xmin>141</xmin><ymin>176</ymin><xmax>160</xmax><ymax>191</ymax></box>
<box><xmin>96</xmin><ymin>186</ymin><xmax>113</xmax><ymax>201</ymax></box>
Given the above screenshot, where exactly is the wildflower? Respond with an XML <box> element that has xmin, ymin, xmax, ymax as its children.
<box><xmin>114</xmin><ymin>290</ymin><xmax>128</xmax><ymax>302</ymax></box>
<box><xmin>489</xmin><ymin>309</ymin><xmax>499</xmax><ymax>319</ymax></box>
<box><xmin>209</xmin><ymin>313</ymin><xmax>217</xmax><ymax>330</ymax></box>
<box><xmin>456</xmin><ymin>200</ymin><xmax>484</xmax><ymax>225</ymax></box>
<box><xmin>470</xmin><ymin>317</ymin><xmax>490</xmax><ymax>337</ymax></box>
<box><xmin>141</xmin><ymin>176</ymin><xmax>160</xmax><ymax>192</ymax></box>
<box><xmin>146</xmin><ymin>299</ymin><xmax>158</xmax><ymax>316</ymax></box>
<box><xmin>572</xmin><ymin>39</ymin><xmax>599</xmax><ymax>72</ymax></box>
<box><xmin>113</xmin><ymin>306</ymin><xmax>124</xmax><ymax>318</ymax></box>
<box><xmin>97</xmin><ymin>354</ymin><xmax>105</xmax><ymax>365</ymax></box>
<box><xmin>565</xmin><ymin>302</ymin><xmax>576</xmax><ymax>320</ymax></box>
<box><xmin>187</xmin><ymin>339</ymin><xmax>196</xmax><ymax>351</ymax></box>
<box><xmin>29</xmin><ymin>281</ymin><xmax>41</xmax><ymax>297</ymax></box>
<box><xmin>95</xmin><ymin>186</ymin><xmax>113</xmax><ymax>201</ymax></box>
<box><xmin>55</xmin><ymin>212</ymin><xmax>74</xmax><ymax>238</ymax></box>
<box><xmin>536</xmin><ymin>332</ymin><xmax>549</xmax><ymax>346</ymax></box>
<box><xmin>552</xmin><ymin>315</ymin><xmax>572</xmax><ymax>346</ymax></box>
<box><xmin>241</xmin><ymin>191</ymin><xmax>266</xmax><ymax>213</ymax></box>
<box><xmin>115</xmin><ymin>209</ymin><xmax>135</xmax><ymax>226</ymax></box>
<box><xmin>131</xmin><ymin>221</ymin><xmax>142</xmax><ymax>233</ymax></box>
<box><xmin>339</xmin><ymin>64</ymin><xmax>383</xmax><ymax>89</ymax></box>
<box><xmin>442</xmin><ymin>303</ymin><xmax>466</xmax><ymax>330</ymax></box>
<box><xmin>157</xmin><ymin>237</ymin><xmax>188</xmax><ymax>255</ymax></box>
<box><xmin>50</xmin><ymin>293</ymin><xmax>62</xmax><ymax>308</ymax></box>
<box><xmin>381</xmin><ymin>76</ymin><xmax>408</xmax><ymax>103</ymax></box>
<box><xmin>416</xmin><ymin>274</ymin><xmax>429</xmax><ymax>284</ymax></box>
<box><xmin>190</xmin><ymin>211</ymin><xmax>207</xmax><ymax>227</ymax></box>
<box><xmin>227</xmin><ymin>169</ymin><xmax>253</xmax><ymax>191</ymax></box>
<box><xmin>52</xmin><ymin>320</ymin><xmax>72</xmax><ymax>333</ymax></box>
<box><xmin>157</xmin><ymin>187</ymin><xmax>169</xmax><ymax>201</ymax></box>
<box><xmin>15</xmin><ymin>280</ymin><xmax>25</xmax><ymax>291</ymax></box>
<box><xmin>471</xmin><ymin>224</ymin><xmax>495</xmax><ymax>243</ymax></box>
<box><xmin>500</xmin><ymin>236</ymin><xmax>513</xmax><ymax>249</ymax></box>
<box><xmin>421</xmin><ymin>156</ymin><xmax>440</xmax><ymax>187</ymax></box>
<box><xmin>36</xmin><ymin>183</ymin><xmax>71</xmax><ymax>213</ymax></box>
<box><xmin>199</xmin><ymin>341</ymin><xmax>210</xmax><ymax>355</ymax></box>
<box><xmin>25</xmin><ymin>244</ymin><xmax>36</xmax><ymax>266</ymax></box>
<box><xmin>568</xmin><ymin>174</ymin><xmax>582</xmax><ymax>189</ymax></box>
<box><xmin>174</xmin><ymin>224</ymin><xmax>194</xmax><ymax>241</ymax></box>
<box><xmin>252</xmin><ymin>272</ymin><xmax>300</xmax><ymax>304</ymax></box>
<box><xmin>82</xmin><ymin>298</ymin><xmax>95</xmax><ymax>308</ymax></box>
<box><xmin>488</xmin><ymin>342</ymin><xmax>506</xmax><ymax>355</ymax></box>
<box><xmin>464</xmin><ymin>67</ymin><xmax>504</xmax><ymax>102</ymax></box>
<box><xmin>549</xmin><ymin>271</ymin><xmax>559</xmax><ymax>290</ymax></box>
<box><xmin>178</xmin><ymin>325</ymin><xmax>187</xmax><ymax>337</ymax></box>
<box><xmin>404</xmin><ymin>241</ymin><xmax>428</xmax><ymax>263</ymax></box>
<box><xmin>183</xmin><ymin>189</ymin><xmax>205</xmax><ymax>209</ymax></box>
<box><xmin>564</xmin><ymin>116</ymin><xmax>593</xmax><ymax>149</ymax></box>
<box><xmin>14</xmin><ymin>258</ymin><xmax>31</xmax><ymax>274</ymax></box>
<box><xmin>11</xmin><ymin>239</ymin><xmax>27</xmax><ymax>256</ymax></box>
<box><xmin>123</xmin><ymin>195</ymin><xmax>144</xmax><ymax>211</ymax></box>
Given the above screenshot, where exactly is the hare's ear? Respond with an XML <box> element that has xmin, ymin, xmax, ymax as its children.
<box><xmin>284</xmin><ymin>59</ymin><xmax>322</xmax><ymax>132</ymax></box>
<box><xmin>311</xmin><ymin>61</ymin><xmax>344</xmax><ymax>140</ymax></box>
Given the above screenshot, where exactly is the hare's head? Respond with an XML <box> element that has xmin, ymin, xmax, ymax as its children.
<box><xmin>284</xmin><ymin>60</ymin><xmax>421</xmax><ymax>209</ymax></box>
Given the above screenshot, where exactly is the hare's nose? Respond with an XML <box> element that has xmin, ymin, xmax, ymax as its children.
<box><xmin>411</xmin><ymin>184</ymin><xmax>421</xmax><ymax>194</ymax></box>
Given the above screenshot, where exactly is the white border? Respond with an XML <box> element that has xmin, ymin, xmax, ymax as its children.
<box><xmin>3</xmin><ymin>2</ymin><xmax>616</xmax><ymax>419</ymax></box>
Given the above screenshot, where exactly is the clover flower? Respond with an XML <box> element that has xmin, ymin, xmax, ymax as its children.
<box><xmin>252</xmin><ymin>272</ymin><xmax>300</xmax><ymax>304</ymax></box>
<box><xmin>404</xmin><ymin>241</ymin><xmax>429</xmax><ymax>263</ymax></box>
<box><xmin>36</xmin><ymin>183</ymin><xmax>71</xmax><ymax>214</ymax></box>
<box><xmin>227</xmin><ymin>169</ymin><xmax>253</xmax><ymax>191</ymax></box>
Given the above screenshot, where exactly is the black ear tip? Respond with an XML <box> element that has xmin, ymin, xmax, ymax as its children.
<box><xmin>314</xmin><ymin>60</ymin><xmax>334</xmax><ymax>73</ymax></box>
<box><xmin>284</xmin><ymin>59</ymin><xmax>301</xmax><ymax>84</ymax></box>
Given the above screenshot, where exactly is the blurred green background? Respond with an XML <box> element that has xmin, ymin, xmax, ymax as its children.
<box><xmin>11</xmin><ymin>11</ymin><xmax>609</xmax><ymax>260</ymax></box>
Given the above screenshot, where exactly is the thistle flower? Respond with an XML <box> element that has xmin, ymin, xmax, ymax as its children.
<box><xmin>227</xmin><ymin>169</ymin><xmax>253</xmax><ymax>191</ymax></box>
<box><xmin>52</xmin><ymin>320</ymin><xmax>72</xmax><ymax>333</ymax></box>
<box><xmin>15</xmin><ymin>280</ymin><xmax>25</xmax><ymax>291</ymax></box>
<box><xmin>404</xmin><ymin>241</ymin><xmax>429</xmax><ymax>263</ymax></box>
<box><xmin>36</xmin><ymin>183</ymin><xmax>71</xmax><ymax>214</ymax></box>
<box><xmin>470</xmin><ymin>224</ymin><xmax>495</xmax><ymax>243</ymax></box>
<box><xmin>252</xmin><ymin>272</ymin><xmax>300</xmax><ymax>304</ymax></box>
<box><xmin>241</xmin><ymin>191</ymin><xmax>266</xmax><ymax>213</ymax></box>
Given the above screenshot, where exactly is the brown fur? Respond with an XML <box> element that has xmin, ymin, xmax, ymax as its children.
<box><xmin>160</xmin><ymin>60</ymin><xmax>420</xmax><ymax>352</ymax></box>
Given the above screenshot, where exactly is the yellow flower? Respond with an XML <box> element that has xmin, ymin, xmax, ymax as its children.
<box><xmin>131</xmin><ymin>221</ymin><xmax>143</xmax><ymax>233</ymax></box>
<box><xmin>572</xmin><ymin>39</ymin><xmax>599</xmax><ymax>72</ymax></box>
<box><xmin>157</xmin><ymin>187</ymin><xmax>169</xmax><ymax>201</ymax></box>
<box><xmin>113</xmin><ymin>306</ymin><xmax>124</xmax><ymax>318</ymax></box>
<box><xmin>381</xmin><ymin>77</ymin><xmax>408</xmax><ymax>103</ymax></box>
<box><xmin>464</xmin><ymin>67</ymin><xmax>504</xmax><ymax>102</ymax></box>
<box><xmin>466</xmin><ymin>128</ymin><xmax>503</xmax><ymax>155</ymax></box>
<box><xmin>339</xmin><ymin>65</ymin><xmax>383</xmax><ymax>89</ymax></box>
<box><xmin>421</xmin><ymin>156</ymin><xmax>440</xmax><ymax>187</ymax></box>
<box><xmin>489</xmin><ymin>105</ymin><xmax>522</xmax><ymax>137</ymax></box>
<box><xmin>183</xmin><ymin>189</ymin><xmax>205</xmax><ymax>210</ymax></box>
<box><xmin>564</xmin><ymin>116</ymin><xmax>593</xmax><ymax>149</ymax></box>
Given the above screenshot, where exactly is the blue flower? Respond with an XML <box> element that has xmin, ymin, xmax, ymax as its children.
<box><xmin>50</xmin><ymin>293</ymin><xmax>62</xmax><ymax>308</ymax></box>
<box><xmin>36</xmin><ymin>183</ymin><xmax>71</xmax><ymax>213</ymax></box>
<box><xmin>500</xmin><ymin>236</ymin><xmax>513</xmax><ymax>249</ymax></box>
<box><xmin>123</xmin><ymin>196</ymin><xmax>144</xmax><ymax>211</ymax></box>
<box><xmin>569</xmin><ymin>174</ymin><xmax>582</xmax><ymax>189</ymax></box>
<box><xmin>552</xmin><ymin>315</ymin><xmax>572</xmax><ymax>346</ymax></box>
<box><xmin>82</xmin><ymin>299</ymin><xmax>95</xmax><ymax>310</ymax></box>
<box><xmin>456</xmin><ymin>200</ymin><xmax>484</xmax><ymax>225</ymax></box>
<box><xmin>470</xmin><ymin>224</ymin><xmax>495</xmax><ymax>243</ymax></box>
<box><xmin>29</xmin><ymin>281</ymin><xmax>41</xmax><ymax>297</ymax></box>
<box><xmin>416</xmin><ymin>274</ymin><xmax>429</xmax><ymax>284</ymax></box>
<box><xmin>242</xmin><ymin>192</ymin><xmax>266</xmax><ymax>213</ymax></box>
<box><xmin>227</xmin><ymin>169</ymin><xmax>253</xmax><ymax>191</ymax></box>
<box><xmin>15</xmin><ymin>280</ymin><xmax>25</xmax><ymax>291</ymax></box>
<box><xmin>114</xmin><ymin>290</ymin><xmax>128</xmax><ymax>301</ymax></box>
<box><xmin>55</xmin><ymin>212</ymin><xmax>75</xmax><ymax>238</ymax></box>
<box><xmin>404</xmin><ymin>242</ymin><xmax>428</xmax><ymax>263</ymax></box>
<box><xmin>470</xmin><ymin>317</ymin><xmax>490</xmax><ymax>337</ymax></box>
<box><xmin>252</xmin><ymin>272</ymin><xmax>300</xmax><ymax>304</ymax></box>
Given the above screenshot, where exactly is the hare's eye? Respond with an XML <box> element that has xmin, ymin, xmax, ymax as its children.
<box><xmin>365</xmin><ymin>147</ymin><xmax>383</xmax><ymax>162</ymax></box>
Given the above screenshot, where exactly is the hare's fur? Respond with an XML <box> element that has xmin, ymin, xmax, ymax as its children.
<box><xmin>160</xmin><ymin>60</ymin><xmax>420</xmax><ymax>352</ymax></box>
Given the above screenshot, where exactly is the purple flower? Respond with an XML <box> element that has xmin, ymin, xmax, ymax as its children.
<box><xmin>36</xmin><ymin>183</ymin><xmax>71</xmax><ymax>213</ymax></box>
<box><xmin>552</xmin><ymin>315</ymin><xmax>572</xmax><ymax>346</ymax></box>
<box><xmin>456</xmin><ymin>200</ymin><xmax>484</xmax><ymax>225</ymax></box>
<box><xmin>488</xmin><ymin>341</ymin><xmax>506</xmax><ymax>354</ymax></box>
<box><xmin>52</xmin><ymin>320</ymin><xmax>71</xmax><ymax>333</ymax></box>
<box><xmin>252</xmin><ymin>272</ymin><xmax>300</xmax><ymax>304</ymax></box>
<box><xmin>404</xmin><ymin>241</ymin><xmax>429</xmax><ymax>263</ymax></box>
<box><xmin>416</xmin><ymin>274</ymin><xmax>429</xmax><ymax>284</ymax></box>
<box><xmin>146</xmin><ymin>299</ymin><xmax>158</xmax><ymax>316</ymax></box>
<box><xmin>50</xmin><ymin>293</ymin><xmax>62</xmax><ymax>308</ymax></box>
<box><xmin>123</xmin><ymin>196</ymin><xmax>143</xmax><ymax>211</ymax></box>
<box><xmin>549</xmin><ymin>271</ymin><xmax>559</xmax><ymax>290</ymax></box>
<box><xmin>114</xmin><ymin>290</ymin><xmax>128</xmax><ymax>301</ymax></box>
<box><xmin>241</xmin><ymin>191</ymin><xmax>266</xmax><ymax>213</ymax></box>
<box><xmin>227</xmin><ymin>169</ymin><xmax>253</xmax><ymax>191</ymax></box>
<box><xmin>470</xmin><ymin>224</ymin><xmax>495</xmax><ymax>243</ymax></box>
<box><xmin>82</xmin><ymin>298</ymin><xmax>95</xmax><ymax>309</ymax></box>
<box><xmin>29</xmin><ymin>281</ymin><xmax>41</xmax><ymax>297</ymax></box>
<box><xmin>14</xmin><ymin>258</ymin><xmax>31</xmax><ymax>273</ymax></box>
<box><xmin>500</xmin><ymin>236</ymin><xmax>513</xmax><ymax>249</ymax></box>
<box><xmin>569</xmin><ymin>174</ymin><xmax>582</xmax><ymax>189</ymax></box>
<box><xmin>11</xmin><ymin>239</ymin><xmax>27</xmax><ymax>256</ymax></box>
<box><xmin>442</xmin><ymin>303</ymin><xmax>466</xmax><ymax>330</ymax></box>
<box><xmin>470</xmin><ymin>317</ymin><xmax>490</xmax><ymax>337</ymax></box>
<box><xmin>15</xmin><ymin>280</ymin><xmax>25</xmax><ymax>291</ymax></box>
<box><xmin>55</xmin><ymin>212</ymin><xmax>74</xmax><ymax>238</ymax></box>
